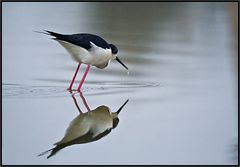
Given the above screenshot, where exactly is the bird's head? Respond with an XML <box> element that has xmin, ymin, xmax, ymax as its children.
<box><xmin>111</xmin><ymin>99</ymin><xmax>129</xmax><ymax>129</ymax></box>
<box><xmin>109</xmin><ymin>44</ymin><xmax>128</xmax><ymax>70</ymax></box>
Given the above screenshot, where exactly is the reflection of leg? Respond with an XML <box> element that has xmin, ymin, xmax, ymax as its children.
<box><xmin>71</xmin><ymin>94</ymin><xmax>82</xmax><ymax>113</ymax></box>
<box><xmin>79</xmin><ymin>91</ymin><xmax>91</xmax><ymax>112</ymax></box>
<box><xmin>77</xmin><ymin>64</ymin><xmax>90</xmax><ymax>91</ymax></box>
<box><xmin>68</xmin><ymin>63</ymin><xmax>81</xmax><ymax>91</ymax></box>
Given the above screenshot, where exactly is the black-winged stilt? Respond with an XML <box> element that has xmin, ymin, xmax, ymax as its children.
<box><xmin>38</xmin><ymin>30</ymin><xmax>128</xmax><ymax>91</ymax></box>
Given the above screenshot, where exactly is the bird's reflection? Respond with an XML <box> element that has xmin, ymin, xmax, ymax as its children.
<box><xmin>38</xmin><ymin>92</ymin><xmax>129</xmax><ymax>158</ymax></box>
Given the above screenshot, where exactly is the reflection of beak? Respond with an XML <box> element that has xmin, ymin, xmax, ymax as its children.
<box><xmin>116</xmin><ymin>56</ymin><xmax>128</xmax><ymax>70</ymax></box>
<box><xmin>116</xmin><ymin>99</ymin><xmax>129</xmax><ymax>114</ymax></box>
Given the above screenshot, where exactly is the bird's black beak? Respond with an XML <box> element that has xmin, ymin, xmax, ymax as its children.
<box><xmin>116</xmin><ymin>57</ymin><xmax>128</xmax><ymax>70</ymax></box>
<box><xmin>116</xmin><ymin>99</ymin><xmax>129</xmax><ymax>114</ymax></box>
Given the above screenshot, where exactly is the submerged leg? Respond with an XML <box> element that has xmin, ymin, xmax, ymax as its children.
<box><xmin>67</xmin><ymin>63</ymin><xmax>81</xmax><ymax>91</ymax></box>
<box><xmin>79</xmin><ymin>91</ymin><xmax>91</xmax><ymax>112</ymax></box>
<box><xmin>71</xmin><ymin>94</ymin><xmax>82</xmax><ymax>113</ymax></box>
<box><xmin>77</xmin><ymin>64</ymin><xmax>90</xmax><ymax>91</ymax></box>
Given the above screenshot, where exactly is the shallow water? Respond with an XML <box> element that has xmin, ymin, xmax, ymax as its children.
<box><xmin>2</xmin><ymin>2</ymin><xmax>238</xmax><ymax>165</ymax></box>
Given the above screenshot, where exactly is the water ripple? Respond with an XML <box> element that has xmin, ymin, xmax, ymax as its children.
<box><xmin>2</xmin><ymin>81</ymin><xmax>160</xmax><ymax>98</ymax></box>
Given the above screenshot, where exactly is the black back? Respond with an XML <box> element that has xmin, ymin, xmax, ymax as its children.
<box><xmin>45</xmin><ymin>30</ymin><xmax>110</xmax><ymax>50</ymax></box>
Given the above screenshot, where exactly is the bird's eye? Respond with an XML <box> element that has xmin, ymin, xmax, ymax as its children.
<box><xmin>113</xmin><ymin>48</ymin><xmax>118</xmax><ymax>54</ymax></box>
<box><xmin>109</xmin><ymin>44</ymin><xmax>118</xmax><ymax>54</ymax></box>
<box><xmin>113</xmin><ymin>118</ymin><xmax>119</xmax><ymax>129</ymax></box>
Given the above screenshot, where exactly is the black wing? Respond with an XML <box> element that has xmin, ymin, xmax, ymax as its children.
<box><xmin>44</xmin><ymin>30</ymin><xmax>110</xmax><ymax>50</ymax></box>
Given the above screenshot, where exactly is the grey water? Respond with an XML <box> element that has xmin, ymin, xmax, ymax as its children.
<box><xmin>2</xmin><ymin>2</ymin><xmax>238</xmax><ymax>165</ymax></box>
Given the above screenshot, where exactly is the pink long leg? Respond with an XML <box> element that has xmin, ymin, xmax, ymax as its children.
<box><xmin>67</xmin><ymin>63</ymin><xmax>81</xmax><ymax>91</ymax></box>
<box><xmin>79</xmin><ymin>91</ymin><xmax>91</xmax><ymax>112</ymax></box>
<box><xmin>77</xmin><ymin>64</ymin><xmax>90</xmax><ymax>91</ymax></box>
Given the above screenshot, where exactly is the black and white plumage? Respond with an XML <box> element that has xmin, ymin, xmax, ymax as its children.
<box><xmin>43</xmin><ymin>30</ymin><xmax>128</xmax><ymax>69</ymax></box>
<box><xmin>37</xmin><ymin>30</ymin><xmax>128</xmax><ymax>91</ymax></box>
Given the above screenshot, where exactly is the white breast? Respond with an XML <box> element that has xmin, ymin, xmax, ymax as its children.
<box><xmin>87</xmin><ymin>42</ymin><xmax>112</xmax><ymax>67</ymax></box>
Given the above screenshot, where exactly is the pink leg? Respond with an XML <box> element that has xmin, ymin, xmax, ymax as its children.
<box><xmin>67</xmin><ymin>63</ymin><xmax>81</xmax><ymax>91</ymax></box>
<box><xmin>77</xmin><ymin>64</ymin><xmax>90</xmax><ymax>91</ymax></box>
<box><xmin>79</xmin><ymin>91</ymin><xmax>91</xmax><ymax>112</ymax></box>
<box><xmin>71</xmin><ymin>94</ymin><xmax>82</xmax><ymax>113</ymax></box>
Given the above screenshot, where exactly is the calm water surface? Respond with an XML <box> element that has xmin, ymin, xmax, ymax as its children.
<box><xmin>2</xmin><ymin>2</ymin><xmax>238</xmax><ymax>165</ymax></box>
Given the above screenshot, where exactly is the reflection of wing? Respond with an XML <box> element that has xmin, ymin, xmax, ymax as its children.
<box><xmin>46</xmin><ymin>129</ymin><xmax>112</xmax><ymax>159</ymax></box>
<box><xmin>54</xmin><ymin>109</ymin><xmax>113</xmax><ymax>146</ymax></box>
<box><xmin>54</xmin><ymin>115</ymin><xmax>90</xmax><ymax>145</ymax></box>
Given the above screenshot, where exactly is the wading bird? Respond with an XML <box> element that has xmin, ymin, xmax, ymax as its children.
<box><xmin>38</xmin><ymin>30</ymin><xmax>128</xmax><ymax>91</ymax></box>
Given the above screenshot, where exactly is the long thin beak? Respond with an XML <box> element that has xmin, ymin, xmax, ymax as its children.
<box><xmin>116</xmin><ymin>99</ymin><xmax>129</xmax><ymax>114</ymax></box>
<box><xmin>116</xmin><ymin>57</ymin><xmax>128</xmax><ymax>70</ymax></box>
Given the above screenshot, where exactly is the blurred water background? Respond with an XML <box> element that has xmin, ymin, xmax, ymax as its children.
<box><xmin>2</xmin><ymin>2</ymin><xmax>238</xmax><ymax>165</ymax></box>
